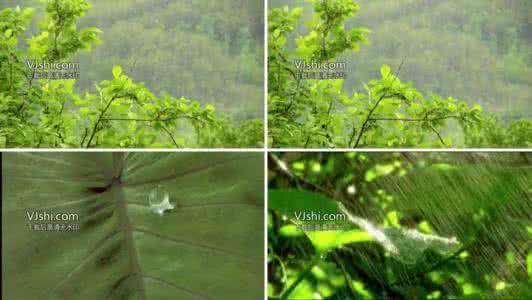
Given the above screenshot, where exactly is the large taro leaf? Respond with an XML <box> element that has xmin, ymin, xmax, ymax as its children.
<box><xmin>2</xmin><ymin>152</ymin><xmax>264</xmax><ymax>299</ymax></box>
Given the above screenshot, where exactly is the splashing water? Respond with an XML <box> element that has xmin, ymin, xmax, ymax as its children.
<box><xmin>148</xmin><ymin>185</ymin><xmax>175</xmax><ymax>216</ymax></box>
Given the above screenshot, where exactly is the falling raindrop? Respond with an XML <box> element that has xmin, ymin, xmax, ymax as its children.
<box><xmin>148</xmin><ymin>185</ymin><xmax>175</xmax><ymax>216</ymax></box>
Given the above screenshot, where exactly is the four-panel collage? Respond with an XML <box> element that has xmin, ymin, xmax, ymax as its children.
<box><xmin>0</xmin><ymin>0</ymin><xmax>530</xmax><ymax>299</ymax></box>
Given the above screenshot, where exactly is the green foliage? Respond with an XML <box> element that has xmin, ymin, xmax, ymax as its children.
<box><xmin>296</xmin><ymin>0</ymin><xmax>368</xmax><ymax>61</ymax></box>
<box><xmin>0</xmin><ymin>1</ymin><xmax>263</xmax><ymax>148</ymax></box>
<box><xmin>71</xmin><ymin>0</ymin><xmax>264</xmax><ymax>120</ymax></box>
<box><xmin>272</xmin><ymin>0</ymin><xmax>531</xmax><ymax>122</ymax></box>
<box><xmin>268</xmin><ymin>1</ymin><xmax>531</xmax><ymax>148</ymax></box>
<box><xmin>9</xmin><ymin>0</ymin><xmax>263</xmax><ymax>119</ymax></box>
<box><xmin>269</xmin><ymin>189</ymin><xmax>342</xmax><ymax>218</ymax></box>
<box><xmin>465</xmin><ymin>116</ymin><xmax>532</xmax><ymax>148</ymax></box>
<box><xmin>30</xmin><ymin>0</ymin><xmax>100</xmax><ymax>60</ymax></box>
<box><xmin>269</xmin><ymin>152</ymin><xmax>532</xmax><ymax>299</ymax></box>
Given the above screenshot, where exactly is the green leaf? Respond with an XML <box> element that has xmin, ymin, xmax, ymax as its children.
<box><xmin>268</xmin><ymin>189</ymin><xmax>344</xmax><ymax>222</ymax></box>
<box><xmin>279</xmin><ymin>224</ymin><xmax>304</xmax><ymax>238</ymax></box>
<box><xmin>385</xmin><ymin>211</ymin><xmax>401</xmax><ymax>228</ymax></box>
<box><xmin>5</xmin><ymin>29</ymin><xmax>13</xmax><ymax>38</ymax></box>
<box><xmin>495</xmin><ymin>281</ymin><xmax>507</xmax><ymax>291</ymax></box>
<box><xmin>2</xmin><ymin>153</ymin><xmax>264</xmax><ymax>299</ymax></box>
<box><xmin>462</xmin><ymin>282</ymin><xmax>480</xmax><ymax>295</ymax></box>
<box><xmin>112</xmin><ymin>65</ymin><xmax>122</xmax><ymax>78</ymax></box>
<box><xmin>418</xmin><ymin>220</ymin><xmax>433</xmax><ymax>234</ymax></box>
<box><xmin>352</xmin><ymin>280</ymin><xmax>374</xmax><ymax>300</ymax></box>
<box><xmin>306</xmin><ymin>230</ymin><xmax>372</xmax><ymax>253</ymax></box>
<box><xmin>365</xmin><ymin>169</ymin><xmax>377</xmax><ymax>182</ymax></box>
<box><xmin>380</xmin><ymin>64</ymin><xmax>391</xmax><ymax>78</ymax></box>
<box><xmin>365</xmin><ymin>163</ymin><xmax>395</xmax><ymax>182</ymax></box>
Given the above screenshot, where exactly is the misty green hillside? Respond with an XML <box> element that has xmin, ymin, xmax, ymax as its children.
<box><xmin>0</xmin><ymin>0</ymin><xmax>264</xmax><ymax>148</ymax></box>
<box><xmin>6</xmin><ymin>0</ymin><xmax>264</xmax><ymax>120</ymax></box>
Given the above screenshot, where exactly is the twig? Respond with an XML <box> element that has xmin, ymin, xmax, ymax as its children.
<box><xmin>100</xmin><ymin>115</ymin><xmax>200</xmax><ymax>123</ymax></box>
<box><xmin>429</xmin><ymin>124</ymin><xmax>447</xmax><ymax>147</ymax></box>
<box><xmin>353</xmin><ymin>58</ymin><xmax>406</xmax><ymax>148</ymax></box>
<box><xmin>85</xmin><ymin>95</ymin><xmax>120</xmax><ymax>148</ymax></box>
<box><xmin>368</xmin><ymin>116</ymin><xmax>459</xmax><ymax>122</ymax></box>
<box><xmin>80</xmin><ymin>128</ymin><xmax>88</xmax><ymax>147</ymax></box>
<box><xmin>280</xmin><ymin>254</ymin><xmax>321</xmax><ymax>300</ymax></box>
<box><xmin>160</xmin><ymin>125</ymin><xmax>180</xmax><ymax>148</ymax></box>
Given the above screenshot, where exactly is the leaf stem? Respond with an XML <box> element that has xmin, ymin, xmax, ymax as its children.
<box><xmin>353</xmin><ymin>58</ymin><xmax>405</xmax><ymax>148</ymax></box>
<box><xmin>85</xmin><ymin>95</ymin><xmax>120</xmax><ymax>148</ymax></box>
<box><xmin>280</xmin><ymin>254</ymin><xmax>321</xmax><ymax>300</ymax></box>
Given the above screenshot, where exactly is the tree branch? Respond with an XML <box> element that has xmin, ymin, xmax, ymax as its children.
<box><xmin>352</xmin><ymin>93</ymin><xmax>405</xmax><ymax>148</ymax></box>
<box><xmin>368</xmin><ymin>115</ymin><xmax>460</xmax><ymax>122</ymax></box>
<box><xmin>85</xmin><ymin>94</ymin><xmax>137</xmax><ymax>148</ymax></box>
<box><xmin>366</xmin><ymin>115</ymin><xmax>461</xmax><ymax>147</ymax></box>
<box><xmin>79</xmin><ymin>127</ymin><xmax>88</xmax><ymax>147</ymax></box>
<box><xmin>347</xmin><ymin>124</ymin><xmax>357</xmax><ymax>147</ymax></box>
<box><xmin>160</xmin><ymin>124</ymin><xmax>180</xmax><ymax>148</ymax></box>
<box><xmin>429</xmin><ymin>124</ymin><xmax>447</xmax><ymax>147</ymax></box>
<box><xmin>352</xmin><ymin>58</ymin><xmax>406</xmax><ymax>148</ymax></box>
<box><xmin>100</xmin><ymin>115</ymin><xmax>200</xmax><ymax>123</ymax></box>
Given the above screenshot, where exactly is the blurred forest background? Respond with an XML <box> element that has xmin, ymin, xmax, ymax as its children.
<box><xmin>270</xmin><ymin>0</ymin><xmax>531</xmax><ymax>121</ymax></box>
<box><xmin>4</xmin><ymin>0</ymin><xmax>264</xmax><ymax>121</ymax></box>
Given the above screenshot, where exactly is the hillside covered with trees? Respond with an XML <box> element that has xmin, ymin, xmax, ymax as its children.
<box><xmin>271</xmin><ymin>0</ymin><xmax>530</xmax><ymax>119</ymax></box>
<box><xmin>1</xmin><ymin>0</ymin><xmax>264</xmax><ymax>148</ymax></box>
<box><xmin>268</xmin><ymin>0</ymin><xmax>531</xmax><ymax>148</ymax></box>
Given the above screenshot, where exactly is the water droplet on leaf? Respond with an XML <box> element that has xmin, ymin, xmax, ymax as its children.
<box><xmin>148</xmin><ymin>185</ymin><xmax>175</xmax><ymax>216</ymax></box>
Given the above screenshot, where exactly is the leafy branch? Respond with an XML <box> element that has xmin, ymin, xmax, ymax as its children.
<box><xmin>267</xmin><ymin>0</ymin><xmax>507</xmax><ymax>148</ymax></box>
<box><xmin>85</xmin><ymin>93</ymin><xmax>134</xmax><ymax>148</ymax></box>
<box><xmin>352</xmin><ymin>60</ymin><xmax>405</xmax><ymax>147</ymax></box>
<box><xmin>0</xmin><ymin>1</ymin><xmax>263</xmax><ymax>148</ymax></box>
